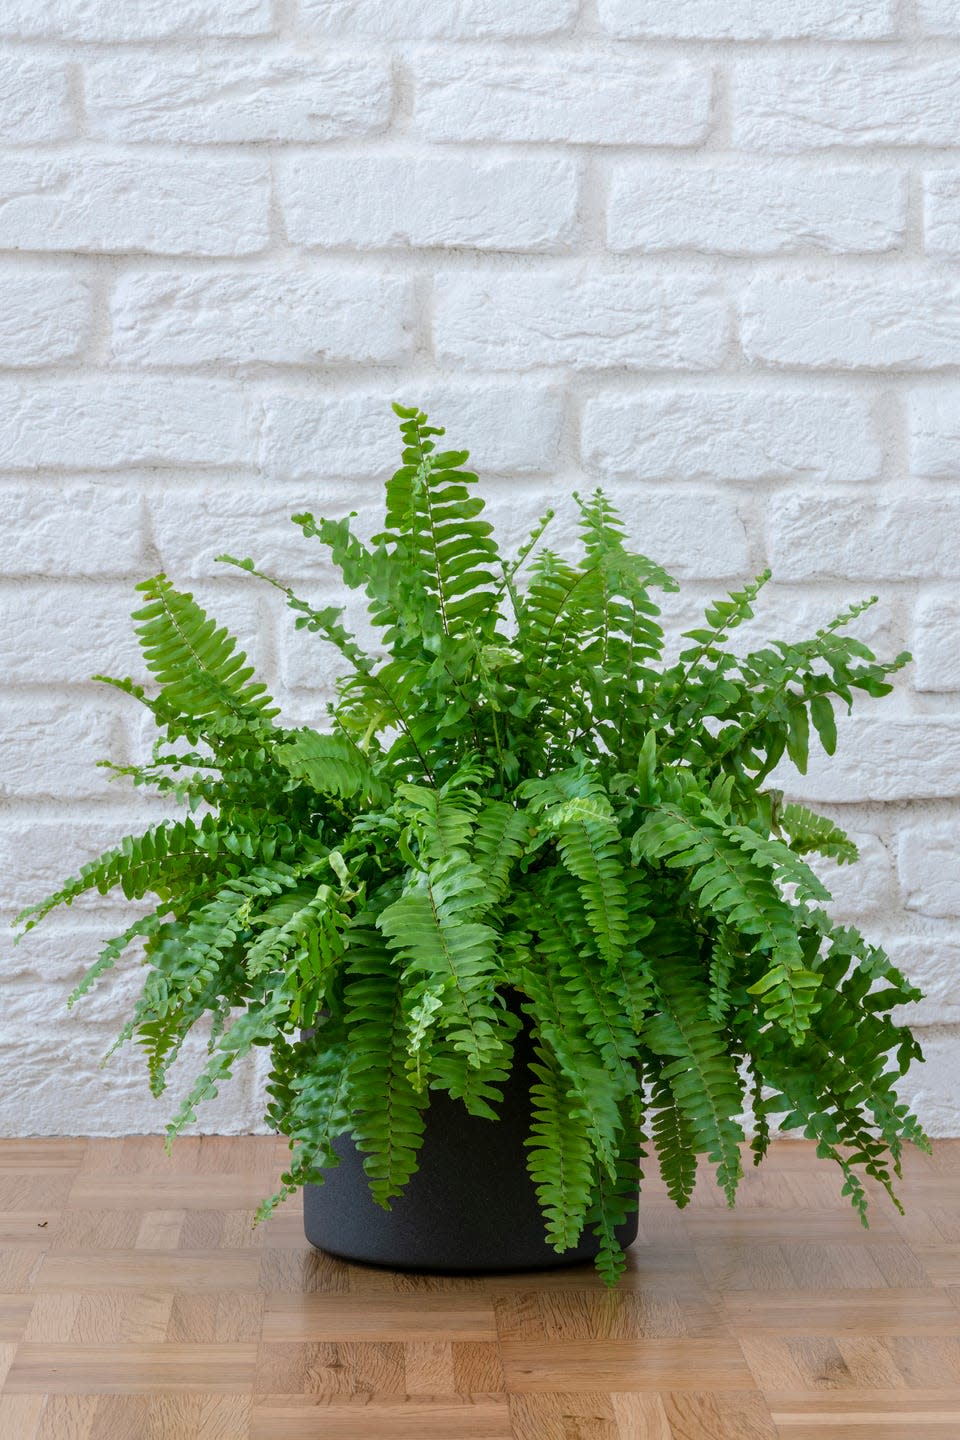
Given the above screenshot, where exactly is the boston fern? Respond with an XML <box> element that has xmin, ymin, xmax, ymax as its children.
<box><xmin>16</xmin><ymin>404</ymin><xmax>927</xmax><ymax>1284</ymax></box>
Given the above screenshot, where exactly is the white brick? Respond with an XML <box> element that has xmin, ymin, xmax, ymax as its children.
<box><xmin>608</xmin><ymin>163</ymin><xmax>905</xmax><ymax>256</ymax></box>
<box><xmin>924</xmin><ymin>173</ymin><xmax>960</xmax><ymax>258</ymax></box>
<box><xmin>302</xmin><ymin>0</ymin><xmax>577</xmax><ymax>37</ymax></box>
<box><xmin>659</xmin><ymin>583</ymin><xmax>897</xmax><ymax>657</ymax></box>
<box><xmin>1</xmin><ymin>695</ymin><xmax>126</xmax><ymax>802</ymax></box>
<box><xmin>734</xmin><ymin>57</ymin><xmax>960</xmax><ymax>150</ymax></box>
<box><xmin>86</xmin><ymin>52</ymin><xmax>390</xmax><ymax>144</ymax></box>
<box><xmin>147</xmin><ymin>484</ymin><xmax>382</xmax><ymax>581</ymax></box>
<box><xmin>0</xmin><ymin>485</ymin><xmax>143</xmax><ymax>576</ymax></box>
<box><xmin>880</xmin><ymin>934</ymin><xmax>960</xmax><ymax>1025</ymax></box>
<box><xmin>278</xmin><ymin>612</ymin><xmax>364</xmax><ymax>693</ymax></box>
<box><xmin>0</xmin><ymin>994</ymin><xmax>268</xmax><ymax>1134</ymax></box>
<box><xmin>909</xmin><ymin>387</ymin><xmax>960</xmax><ymax>479</ymax></box>
<box><xmin>582</xmin><ymin>390</ymin><xmax>881</xmax><ymax>484</ymax></box>
<box><xmin>0</xmin><ymin>57</ymin><xmax>73</xmax><ymax>143</ymax></box>
<box><xmin>602</xmin><ymin>487</ymin><xmax>752</xmax><ymax>578</ymax></box>
<box><xmin>0</xmin><ymin>813</ymin><xmax>154</xmax><ymax>910</ymax></box>
<box><xmin>474</xmin><ymin>483</ymin><xmax>751</xmax><ymax>579</ymax></box>
<box><xmin>896</xmin><ymin>1029</ymin><xmax>960</xmax><ymax>1137</ymax></box>
<box><xmin>918</xmin><ymin>0</ymin><xmax>960</xmax><ymax>36</ymax></box>
<box><xmin>0</xmin><ymin>0</ymin><xmax>272</xmax><ymax>40</ymax></box>
<box><xmin>769</xmin><ymin>494</ymin><xmax>960</xmax><ymax>580</ymax></box>
<box><xmin>0</xmin><ymin>155</ymin><xmax>269</xmax><ymax>257</ymax></box>
<box><xmin>0</xmin><ymin>379</ymin><xmax>251</xmax><ymax>470</ymax></box>
<box><xmin>0</xmin><ymin>587</ymin><xmax>146</xmax><ymax>686</ymax></box>
<box><xmin>599</xmin><ymin>0</ymin><xmax>896</xmax><ymax>38</ymax></box>
<box><xmin>780</xmin><ymin>719</ymin><xmax>960</xmax><ymax>802</ymax></box>
<box><xmin>742</xmin><ymin>272</ymin><xmax>960</xmax><ymax>371</ymax></box>
<box><xmin>0</xmin><ymin>582</ymin><xmax>266</xmax><ymax>687</ymax></box>
<box><xmin>257</xmin><ymin>382</ymin><xmax>565</xmax><ymax>481</ymax></box>
<box><xmin>899</xmin><ymin>822</ymin><xmax>960</xmax><ymax>918</ymax></box>
<box><xmin>810</xmin><ymin>832</ymin><xmax>892</xmax><ymax>917</ymax></box>
<box><xmin>413</xmin><ymin>53</ymin><xmax>712</xmax><ymax>146</ymax></box>
<box><xmin>5</xmin><ymin>917</ymin><xmax>140</xmax><ymax>984</ymax></box>
<box><xmin>279</xmin><ymin>153</ymin><xmax>581</xmax><ymax>252</ymax></box>
<box><xmin>914</xmin><ymin>593</ymin><xmax>960</xmax><ymax>692</ymax></box>
<box><xmin>434</xmin><ymin>269</ymin><xmax>727</xmax><ymax>371</ymax></box>
<box><xmin>111</xmin><ymin>270</ymin><xmax>414</xmax><ymax>368</ymax></box>
<box><xmin>0</xmin><ymin>271</ymin><xmax>92</xmax><ymax>366</ymax></box>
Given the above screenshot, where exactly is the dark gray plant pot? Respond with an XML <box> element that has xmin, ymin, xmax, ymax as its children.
<box><xmin>301</xmin><ymin>1012</ymin><xmax>639</xmax><ymax>1273</ymax></box>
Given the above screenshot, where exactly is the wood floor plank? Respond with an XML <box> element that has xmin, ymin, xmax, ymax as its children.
<box><xmin>500</xmin><ymin>1338</ymin><xmax>754</xmax><ymax>1391</ymax></box>
<box><xmin>609</xmin><ymin>1391</ymin><xmax>673</xmax><ymax>1439</ymax></box>
<box><xmin>0</xmin><ymin>1293</ymin><xmax>34</xmax><ymax>1341</ymax></box>
<box><xmin>509</xmin><ymin>1390</ymin><xmax>618</xmax><ymax>1439</ymax></box>
<box><xmin>249</xmin><ymin>1396</ymin><xmax>514</xmax><ymax>1439</ymax></box>
<box><xmin>660</xmin><ymin>1389</ymin><xmax>778</xmax><ymax>1439</ymax></box>
<box><xmin>24</xmin><ymin>1291</ymin><xmax>174</xmax><ymax>1344</ymax></box>
<box><xmin>37</xmin><ymin>1250</ymin><xmax>262</xmax><ymax>1292</ymax></box>
<box><xmin>722</xmin><ymin>1289</ymin><xmax>960</xmax><ymax>1335</ymax></box>
<box><xmin>0</xmin><ymin>1214</ymin><xmax>62</xmax><ymax>1247</ymax></box>
<box><xmin>68</xmin><ymin>1175</ymin><xmax>276</xmax><ymax>1211</ymax></box>
<box><xmin>4</xmin><ymin>1343</ymin><xmax>257</xmax><ymax>1394</ymax></box>
<box><xmin>3</xmin><ymin>1136</ymin><xmax>960</xmax><ymax>1436</ymax></box>
<box><xmin>261</xmin><ymin>1293</ymin><xmax>497</xmax><ymax>1342</ymax></box>
<box><xmin>0</xmin><ymin>1141</ymin><xmax>86</xmax><ymax>1171</ymax></box>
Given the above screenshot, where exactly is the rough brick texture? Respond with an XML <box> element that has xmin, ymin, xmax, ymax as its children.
<box><xmin>918</xmin><ymin>0</ymin><xmax>960</xmax><ymax>36</ymax></box>
<box><xmin>608</xmin><ymin>163</ymin><xmax>906</xmax><ymax>256</ymax></box>
<box><xmin>301</xmin><ymin>0</ymin><xmax>578</xmax><ymax>38</ymax></box>
<box><xmin>86</xmin><ymin>53</ymin><xmax>392</xmax><ymax>143</ymax></box>
<box><xmin>734</xmin><ymin>57</ymin><xmax>960</xmax><ymax>150</ymax></box>
<box><xmin>0</xmin><ymin>271</ymin><xmax>93</xmax><ymax>366</ymax></box>
<box><xmin>413</xmin><ymin>54</ymin><xmax>713</xmax><ymax>146</ymax></box>
<box><xmin>742</xmin><ymin>273</ymin><xmax>960</xmax><ymax>370</ymax></box>
<box><xmin>599</xmin><ymin>0</ymin><xmax>897</xmax><ymax>39</ymax></box>
<box><xmin>111</xmin><ymin>270</ymin><xmax>416</xmax><ymax>366</ymax></box>
<box><xmin>278</xmin><ymin>153</ymin><xmax>582</xmax><ymax>251</ymax></box>
<box><xmin>582</xmin><ymin>390</ymin><xmax>881</xmax><ymax>483</ymax></box>
<box><xmin>0</xmin><ymin>4</ymin><xmax>956</xmax><ymax>1138</ymax></box>
<box><xmin>0</xmin><ymin>156</ymin><xmax>270</xmax><ymax>256</ymax></box>
<box><xmin>924</xmin><ymin>173</ymin><xmax>960</xmax><ymax>258</ymax></box>
<box><xmin>434</xmin><ymin>269</ymin><xmax>728</xmax><ymax>370</ymax></box>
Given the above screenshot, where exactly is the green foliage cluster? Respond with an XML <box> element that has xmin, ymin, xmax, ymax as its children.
<box><xmin>16</xmin><ymin>405</ymin><xmax>928</xmax><ymax>1284</ymax></box>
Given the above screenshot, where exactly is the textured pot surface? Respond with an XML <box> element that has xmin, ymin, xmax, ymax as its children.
<box><xmin>302</xmin><ymin>1014</ymin><xmax>638</xmax><ymax>1273</ymax></box>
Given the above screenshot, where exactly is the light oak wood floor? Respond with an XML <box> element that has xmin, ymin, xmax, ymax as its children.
<box><xmin>1</xmin><ymin>1137</ymin><xmax>958</xmax><ymax>1439</ymax></box>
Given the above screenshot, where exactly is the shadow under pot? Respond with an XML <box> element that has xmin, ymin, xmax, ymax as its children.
<box><xmin>298</xmin><ymin>1008</ymin><xmax>638</xmax><ymax>1273</ymax></box>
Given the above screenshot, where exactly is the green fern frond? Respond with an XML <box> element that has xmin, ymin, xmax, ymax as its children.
<box><xmin>256</xmin><ymin>1031</ymin><xmax>355</xmax><ymax>1223</ymax></box>
<box><xmin>779</xmin><ymin>804</ymin><xmax>859</xmax><ymax>865</ymax></box>
<box><xmin>644</xmin><ymin>956</ymin><xmax>745</xmax><ymax>1204</ymax></box>
<box><xmin>377</xmin><ymin>854</ymin><xmax>505</xmax><ymax>1087</ymax></box>
<box><xmin>471</xmin><ymin>800</ymin><xmax>529</xmax><ymax>901</ymax></box>
<box><xmin>525</xmin><ymin>1044</ymin><xmax>595</xmax><ymax>1252</ymax></box>
<box><xmin>524</xmin><ymin>771</ymin><xmax>631</xmax><ymax>966</ymax></box>
<box><xmin>278</xmin><ymin>729</ymin><xmax>386</xmax><ymax>804</ymax></box>
<box><xmin>587</xmin><ymin>1107</ymin><xmax>644</xmax><ymax>1285</ymax></box>
<box><xmin>344</xmin><ymin>928</ymin><xmax>428</xmax><ymax>1207</ymax></box>
<box><xmin>650</xmin><ymin>1074</ymin><xmax>699</xmax><ymax>1207</ymax></box>
<box><xmin>133</xmin><ymin>574</ymin><xmax>278</xmax><ymax>725</ymax></box>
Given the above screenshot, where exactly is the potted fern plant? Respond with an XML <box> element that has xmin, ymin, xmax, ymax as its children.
<box><xmin>16</xmin><ymin>404</ymin><xmax>927</xmax><ymax>1284</ymax></box>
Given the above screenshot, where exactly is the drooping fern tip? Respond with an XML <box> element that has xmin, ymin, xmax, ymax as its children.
<box><xmin>15</xmin><ymin>403</ymin><xmax>927</xmax><ymax>1285</ymax></box>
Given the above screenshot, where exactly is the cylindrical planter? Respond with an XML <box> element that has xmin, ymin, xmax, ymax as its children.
<box><xmin>302</xmin><ymin>1010</ymin><xmax>639</xmax><ymax>1272</ymax></box>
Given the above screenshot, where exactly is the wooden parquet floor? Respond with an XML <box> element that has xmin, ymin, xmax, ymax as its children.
<box><xmin>1</xmin><ymin>1138</ymin><xmax>959</xmax><ymax>1438</ymax></box>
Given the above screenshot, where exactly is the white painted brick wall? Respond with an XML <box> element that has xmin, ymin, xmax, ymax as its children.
<box><xmin>733</xmin><ymin>57</ymin><xmax>960</xmax><ymax>150</ymax></box>
<box><xmin>607</xmin><ymin>162</ymin><xmax>907</xmax><ymax>257</ymax></box>
<box><xmin>924</xmin><ymin>173</ymin><xmax>960</xmax><ymax>258</ymax></box>
<box><xmin>434</xmin><ymin>268</ymin><xmax>729</xmax><ymax>370</ymax></box>
<box><xmin>598</xmin><ymin>0</ymin><xmax>898</xmax><ymax>41</ymax></box>
<box><xmin>0</xmin><ymin>4</ymin><xmax>957</xmax><ymax>1141</ymax></box>
<box><xmin>277</xmin><ymin>153</ymin><xmax>583</xmax><ymax>250</ymax></box>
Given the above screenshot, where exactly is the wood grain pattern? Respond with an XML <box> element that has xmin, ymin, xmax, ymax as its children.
<box><xmin>0</xmin><ymin>1137</ymin><xmax>958</xmax><ymax>1435</ymax></box>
